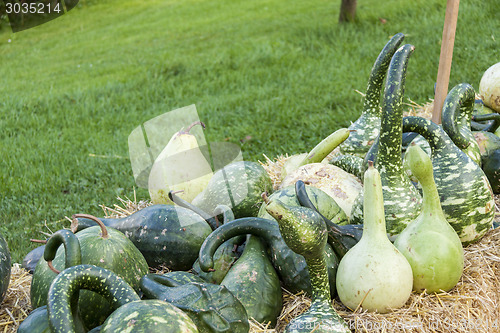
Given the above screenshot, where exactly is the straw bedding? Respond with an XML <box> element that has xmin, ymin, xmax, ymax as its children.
<box><xmin>1</xmin><ymin>100</ymin><xmax>499</xmax><ymax>332</ymax></box>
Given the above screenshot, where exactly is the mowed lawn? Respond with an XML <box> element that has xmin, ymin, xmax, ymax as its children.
<box><xmin>0</xmin><ymin>0</ymin><xmax>498</xmax><ymax>262</ymax></box>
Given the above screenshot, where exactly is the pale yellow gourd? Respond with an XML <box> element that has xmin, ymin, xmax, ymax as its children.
<box><xmin>336</xmin><ymin>163</ymin><xmax>413</xmax><ymax>313</ymax></box>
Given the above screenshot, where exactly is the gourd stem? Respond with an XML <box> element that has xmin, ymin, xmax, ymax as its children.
<box><xmin>441</xmin><ymin>83</ymin><xmax>475</xmax><ymax>149</ymax></box>
<box><xmin>362</xmin><ymin>164</ymin><xmax>390</xmax><ymax>241</ymax></box>
<box><xmin>304</xmin><ymin>256</ymin><xmax>330</xmax><ymax>302</ymax></box>
<box><xmin>71</xmin><ymin>214</ymin><xmax>108</xmax><ymax>239</ymax></box>
<box><xmin>184</xmin><ymin>121</ymin><xmax>206</xmax><ymax>133</ymax></box>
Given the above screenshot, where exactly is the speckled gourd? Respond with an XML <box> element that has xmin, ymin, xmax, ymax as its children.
<box><xmin>441</xmin><ymin>83</ymin><xmax>481</xmax><ymax>165</ymax></box>
<box><xmin>394</xmin><ymin>144</ymin><xmax>464</xmax><ymax>293</ymax></box>
<box><xmin>349</xmin><ymin>44</ymin><xmax>423</xmax><ymax>239</ymax></box>
<box><xmin>403</xmin><ymin>116</ymin><xmax>495</xmax><ymax>245</ymax></box>
<box><xmin>265</xmin><ymin>198</ymin><xmax>350</xmax><ymax>332</ymax></box>
<box><xmin>338</xmin><ymin>33</ymin><xmax>405</xmax><ymax>157</ymax></box>
<box><xmin>336</xmin><ymin>163</ymin><xmax>413</xmax><ymax>313</ymax></box>
<box><xmin>198</xmin><ymin>217</ymin><xmax>339</xmax><ymax>297</ymax></box>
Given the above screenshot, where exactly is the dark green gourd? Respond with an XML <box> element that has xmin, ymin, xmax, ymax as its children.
<box><xmin>295</xmin><ymin>180</ymin><xmax>362</xmax><ymax>259</ymax></box>
<box><xmin>74</xmin><ymin>204</ymin><xmax>212</xmax><ymax>270</ymax></box>
<box><xmin>32</xmin><ymin>216</ymin><xmax>149</xmax><ymax>329</ymax></box>
<box><xmin>192</xmin><ymin>161</ymin><xmax>274</xmax><ymax>218</ymax></box>
<box><xmin>265</xmin><ymin>198</ymin><xmax>350</xmax><ymax>333</ymax></box>
<box><xmin>472</xmin><ymin>112</ymin><xmax>500</xmax><ymax>135</ymax></box>
<box><xmin>441</xmin><ymin>83</ymin><xmax>481</xmax><ymax>165</ymax></box>
<box><xmin>220</xmin><ymin>235</ymin><xmax>283</xmax><ymax>327</ymax></box>
<box><xmin>350</xmin><ymin>44</ymin><xmax>422</xmax><ymax>239</ymax></box>
<box><xmin>140</xmin><ymin>273</ymin><xmax>249</xmax><ymax>333</ymax></box>
<box><xmin>0</xmin><ymin>232</ymin><xmax>11</xmax><ymax>305</ymax></box>
<box><xmin>329</xmin><ymin>154</ymin><xmax>364</xmax><ymax>180</ymax></box>
<box><xmin>338</xmin><ymin>33</ymin><xmax>405</xmax><ymax>157</ymax></box>
<box><xmin>394</xmin><ymin>145</ymin><xmax>464</xmax><ymax>293</ymax></box>
<box><xmin>22</xmin><ymin>244</ymin><xmax>45</xmax><ymax>274</ymax></box>
<box><xmin>46</xmin><ymin>264</ymin><xmax>199</xmax><ymax>333</ymax></box>
<box><xmin>17</xmin><ymin>306</ymin><xmax>52</xmax><ymax>333</ymax></box>
<box><xmin>198</xmin><ymin>217</ymin><xmax>339</xmax><ymax>297</ymax></box>
<box><xmin>258</xmin><ymin>184</ymin><xmax>348</xmax><ymax>226</ymax></box>
<box><xmin>403</xmin><ymin>116</ymin><xmax>495</xmax><ymax>244</ymax></box>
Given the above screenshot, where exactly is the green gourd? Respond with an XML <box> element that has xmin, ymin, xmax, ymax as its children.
<box><xmin>294</xmin><ymin>180</ymin><xmax>363</xmax><ymax>259</ymax></box>
<box><xmin>394</xmin><ymin>145</ymin><xmax>464</xmax><ymax>293</ymax></box>
<box><xmin>441</xmin><ymin>83</ymin><xmax>481</xmax><ymax>165</ymax></box>
<box><xmin>258</xmin><ymin>184</ymin><xmax>348</xmax><ymax>226</ymax></box>
<box><xmin>350</xmin><ymin>44</ymin><xmax>422</xmax><ymax>239</ymax></box>
<box><xmin>0</xmin><ymin>232</ymin><xmax>11</xmax><ymax>305</ymax></box>
<box><xmin>46</xmin><ymin>264</ymin><xmax>199</xmax><ymax>333</ymax></box>
<box><xmin>472</xmin><ymin>112</ymin><xmax>500</xmax><ymax>135</ymax></box>
<box><xmin>140</xmin><ymin>273</ymin><xmax>249</xmax><ymax>332</ymax></box>
<box><xmin>192</xmin><ymin>161</ymin><xmax>274</xmax><ymax>218</ymax></box>
<box><xmin>403</xmin><ymin>116</ymin><xmax>495</xmax><ymax>245</ymax></box>
<box><xmin>17</xmin><ymin>306</ymin><xmax>52</xmax><ymax>333</ymax></box>
<box><xmin>338</xmin><ymin>33</ymin><xmax>405</xmax><ymax>157</ymax></box>
<box><xmin>481</xmin><ymin>149</ymin><xmax>500</xmax><ymax>194</ymax></box>
<box><xmin>336</xmin><ymin>163</ymin><xmax>413</xmax><ymax>313</ymax></box>
<box><xmin>265</xmin><ymin>198</ymin><xmax>350</xmax><ymax>333</ymax></box>
<box><xmin>220</xmin><ymin>235</ymin><xmax>283</xmax><ymax>327</ymax></box>
<box><xmin>198</xmin><ymin>217</ymin><xmax>339</xmax><ymax>297</ymax></box>
<box><xmin>329</xmin><ymin>154</ymin><xmax>364</xmax><ymax>180</ymax></box>
<box><xmin>33</xmin><ymin>216</ymin><xmax>149</xmax><ymax>329</ymax></box>
<box><xmin>74</xmin><ymin>204</ymin><xmax>212</xmax><ymax>269</ymax></box>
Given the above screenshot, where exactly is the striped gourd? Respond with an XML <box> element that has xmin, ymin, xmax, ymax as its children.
<box><xmin>442</xmin><ymin>83</ymin><xmax>481</xmax><ymax>165</ymax></box>
<box><xmin>265</xmin><ymin>198</ymin><xmax>351</xmax><ymax>333</ymax></box>
<box><xmin>350</xmin><ymin>44</ymin><xmax>423</xmax><ymax>239</ymax></box>
<box><xmin>403</xmin><ymin>116</ymin><xmax>495</xmax><ymax>245</ymax></box>
<box><xmin>338</xmin><ymin>33</ymin><xmax>405</xmax><ymax>157</ymax></box>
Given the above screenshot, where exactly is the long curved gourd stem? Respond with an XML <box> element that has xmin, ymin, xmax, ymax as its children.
<box><xmin>168</xmin><ymin>190</ymin><xmax>219</xmax><ymax>230</ymax></box>
<box><xmin>47</xmin><ymin>265</ymin><xmax>140</xmax><ymax>333</ymax></box>
<box><xmin>472</xmin><ymin>113</ymin><xmax>500</xmax><ymax>133</ymax></box>
<box><xmin>71</xmin><ymin>214</ymin><xmax>108</xmax><ymax>239</ymax></box>
<box><xmin>441</xmin><ymin>83</ymin><xmax>475</xmax><ymax>149</ymax></box>
<box><xmin>44</xmin><ymin>229</ymin><xmax>81</xmax><ymax>274</ymax></box>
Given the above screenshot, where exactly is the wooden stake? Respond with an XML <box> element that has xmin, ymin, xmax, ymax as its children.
<box><xmin>432</xmin><ymin>0</ymin><xmax>460</xmax><ymax>124</ymax></box>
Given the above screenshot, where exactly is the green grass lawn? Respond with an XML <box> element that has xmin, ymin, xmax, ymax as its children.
<box><xmin>0</xmin><ymin>0</ymin><xmax>498</xmax><ymax>263</ymax></box>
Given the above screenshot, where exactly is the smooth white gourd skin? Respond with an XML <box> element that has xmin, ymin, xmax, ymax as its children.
<box><xmin>148</xmin><ymin>125</ymin><xmax>213</xmax><ymax>204</ymax></box>
<box><xmin>394</xmin><ymin>145</ymin><xmax>464</xmax><ymax>293</ymax></box>
<box><xmin>336</xmin><ymin>164</ymin><xmax>413</xmax><ymax>313</ymax></box>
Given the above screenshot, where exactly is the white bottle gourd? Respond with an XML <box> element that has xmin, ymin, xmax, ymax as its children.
<box><xmin>148</xmin><ymin>121</ymin><xmax>213</xmax><ymax>204</ymax></box>
<box><xmin>394</xmin><ymin>144</ymin><xmax>464</xmax><ymax>293</ymax></box>
<box><xmin>336</xmin><ymin>162</ymin><xmax>413</xmax><ymax>313</ymax></box>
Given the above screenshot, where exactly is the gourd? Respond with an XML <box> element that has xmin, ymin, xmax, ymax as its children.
<box><xmin>441</xmin><ymin>83</ymin><xmax>481</xmax><ymax>165</ymax></box>
<box><xmin>198</xmin><ymin>217</ymin><xmax>339</xmax><ymax>297</ymax></box>
<box><xmin>295</xmin><ymin>180</ymin><xmax>363</xmax><ymax>259</ymax></box>
<box><xmin>265</xmin><ymin>196</ymin><xmax>350</xmax><ymax>333</ymax></box>
<box><xmin>258</xmin><ymin>184</ymin><xmax>348</xmax><ymax>226</ymax></box>
<box><xmin>336</xmin><ymin>163</ymin><xmax>413</xmax><ymax>313</ymax></box>
<box><xmin>394</xmin><ymin>145</ymin><xmax>464</xmax><ymax>293</ymax></box>
<box><xmin>140</xmin><ymin>272</ymin><xmax>250</xmax><ymax>332</ymax></box>
<box><xmin>74</xmin><ymin>204</ymin><xmax>212</xmax><ymax>269</ymax></box>
<box><xmin>338</xmin><ymin>33</ymin><xmax>405</xmax><ymax>157</ymax></box>
<box><xmin>403</xmin><ymin>116</ymin><xmax>495</xmax><ymax>245</ymax></box>
<box><xmin>46</xmin><ymin>264</ymin><xmax>199</xmax><ymax>333</ymax></box>
<box><xmin>0</xmin><ymin>231</ymin><xmax>11</xmax><ymax>305</ymax></box>
<box><xmin>148</xmin><ymin>121</ymin><xmax>213</xmax><ymax>204</ymax></box>
<box><xmin>32</xmin><ymin>216</ymin><xmax>149</xmax><ymax>329</ymax></box>
<box><xmin>17</xmin><ymin>306</ymin><xmax>52</xmax><ymax>333</ymax></box>
<box><xmin>472</xmin><ymin>113</ymin><xmax>500</xmax><ymax>135</ymax></box>
<box><xmin>22</xmin><ymin>244</ymin><xmax>45</xmax><ymax>274</ymax></box>
<box><xmin>350</xmin><ymin>44</ymin><xmax>422</xmax><ymax>239</ymax></box>
<box><xmin>281</xmin><ymin>128</ymin><xmax>350</xmax><ymax>178</ymax></box>
<box><xmin>192</xmin><ymin>161</ymin><xmax>274</xmax><ymax>218</ymax></box>
<box><xmin>220</xmin><ymin>235</ymin><xmax>283</xmax><ymax>327</ymax></box>
<box><xmin>280</xmin><ymin>163</ymin><xmax>362</xmax><ymax>219</ymax></box>
<box><xmin>481</xmin><ymin>149</ymin><xmax>500</xmax><ymax>193</ymax></box>
<box><xmin>329</xmin><ymin>154</ymin><xmax>363</xmax><ymax>180</ymax></box>
<box><xmin>479</xmin><ymin>62</ymin><xmax>500</xmax><ymax>112</ymax></box>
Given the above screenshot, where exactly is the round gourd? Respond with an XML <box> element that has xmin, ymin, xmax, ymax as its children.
<box><xmin>280</xmin><ymin>163</ymin><xmax>362</xmax><ymax>219</ymax></box>
<box><xmin>479</xmin><ymin>62</ymin><xmax>500</xmax><ymax>112</ymax></box>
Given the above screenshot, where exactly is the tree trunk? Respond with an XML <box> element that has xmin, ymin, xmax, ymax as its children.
<box><xmin>339</xmin><ymin>0</ymin><xmax>357</xmax><ymax>23</ymax></box>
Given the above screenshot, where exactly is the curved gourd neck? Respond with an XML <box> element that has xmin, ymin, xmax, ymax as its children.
<box><xmin>402</xmin><ymin>116</ymin><xmax>452</xmax><ymax>153</ymax></box>
<box><xmin>376</xmin><ymin>44</ymin><xmax>415</xmax><ymax>176</ymax></box>
<box><xmin>442</xmin><ymin>83</ymin><xmax>475</xmax><ymax>149</ymax></box>
<box><xmin>362</xmin><ymin>165</ymin><xmax>390</xmax><ymax>242</ymax></box>
<box><xmin>304</xmin><ymin>256</ymin><xmax>330</xmax><ymax>302</ymax></box>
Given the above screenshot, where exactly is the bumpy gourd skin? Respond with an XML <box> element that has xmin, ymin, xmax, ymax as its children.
<box><xmin>350</xmin><ymin>44</ymin><xmax>422</xmax><ymax>239</ymax></box>
<box><xmin>394</xmin><ymin>144</ymin><xmax>464</xmax><ymax>293</ymax></box>
<box><xmin>403</xmin><ymin>116</ymin><xmax>495</xmax><ymax>245</ymax></box>
<box><xmin>265</xmin><ymin>199</ymin><xmax>350</xmax><ymax>333</ymax></box>
<box><xmin>442</xmin><ymin>83</ymin><xmax>481</xmax><ymax>165</ymax></box>
<box><xmin>339</xmin><ymin>33</ymin><xmax>405</xmax><ymax>158</ymax></box>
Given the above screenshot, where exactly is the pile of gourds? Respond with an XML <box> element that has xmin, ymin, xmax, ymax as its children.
<box><xmin>4</xmin><ymin>34</ymin><xmax>498</xmax><ymax>333</ymax></box>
